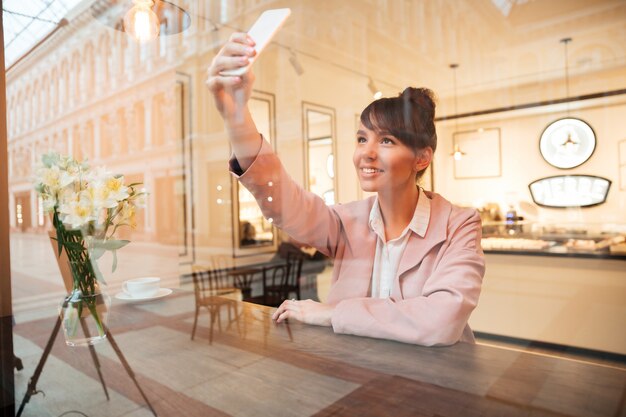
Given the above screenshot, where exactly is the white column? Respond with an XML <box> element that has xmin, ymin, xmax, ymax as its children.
<box><xmin>144</xmin><ymin>172</ymin><xmax>154</xmax><ymax>233</ymax></box>
<box><xmin>144</xmin><ymin>97</ymin><xmax>152</xmax><ymax>149</ymax></box>
<box><xmin>68</xmin><ymin>125</ymin><xmax>75</xmax><ymax>158</ymax></box>
<box><xmin>30</xmin><ymin>141</ymin><xmax>36</xmax><ymax>169</ymax></box>
<box><xmin>94</xmin><ymin>117</ymin><xmax>101</xmax><ymax>161</ymax></box>
<box><xmin>127</xmin><ymin>106</ymin><xmax>137</xmax><ymax>153</ymax></box>
<box><xmin>30</xmin><ymin>189</ymin><xmax>38</xmax><ymax>230</ymax></box>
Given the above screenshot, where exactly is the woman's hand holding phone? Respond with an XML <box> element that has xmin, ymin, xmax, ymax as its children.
<box><xmin>206</xmin><ymin>33</ymin><xmax>257</xmax><ymax>118</ymax></box>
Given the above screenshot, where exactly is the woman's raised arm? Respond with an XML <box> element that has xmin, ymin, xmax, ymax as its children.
<box><xmin>206</xmin><ymin>32</ymin><xmax>262</xmax><ymax>171</ymax></box>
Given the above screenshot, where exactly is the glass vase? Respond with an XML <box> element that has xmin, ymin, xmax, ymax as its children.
<box><xmin>59</xmin><ymin>270</ymin><xmax>111</xmax><ymax>347</ymax></box>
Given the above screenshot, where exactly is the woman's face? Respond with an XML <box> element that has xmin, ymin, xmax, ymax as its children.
<box><xmin>353</xmin><ymin>123</ymin><xmax>429</xmax><ymax>194</ymax></box>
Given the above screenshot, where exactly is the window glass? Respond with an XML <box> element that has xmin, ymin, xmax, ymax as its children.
<box><xmin>5</xmin><ymin>1</ymin><xmax>626</xmax><ymax>415</ymax></box>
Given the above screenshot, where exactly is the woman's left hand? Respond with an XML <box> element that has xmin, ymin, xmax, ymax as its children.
<box><xmin>272</xmin><ymin>299</ymin><xmax>334</xmax><ymax>327</ymax></box>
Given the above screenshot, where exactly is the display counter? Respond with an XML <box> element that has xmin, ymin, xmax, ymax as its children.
<box><xmin>481</xmin><ymin>221</ymin><xmax>626</xmax><ymax>260</ymax></box>
<box><xmin>471</xmin><ymin>223</ymin><xmax>626</xmax><ymax>354</ymax></box>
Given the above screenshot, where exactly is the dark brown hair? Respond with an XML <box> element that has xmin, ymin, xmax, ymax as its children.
<box><xmin>360</xmin><ymin>87</ymin><xmax>437</xmax><ymax>154</ymax></box>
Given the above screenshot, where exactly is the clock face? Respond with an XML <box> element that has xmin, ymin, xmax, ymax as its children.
<box><xmin>539</xmin><ymin>118</ymin><xmax>596</xmax><ymax>169</ymax></box>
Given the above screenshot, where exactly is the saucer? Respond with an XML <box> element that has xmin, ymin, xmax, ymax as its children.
<box><xmin>115</xmin><ymin>288</ymin><xmax>172</xmax><ymax>301</ymax></box>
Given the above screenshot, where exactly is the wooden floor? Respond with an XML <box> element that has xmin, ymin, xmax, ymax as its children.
<box><xmin>11</xmin><ymin>291</ymin><xmax>626</xmax><ymax>417</ymax></box>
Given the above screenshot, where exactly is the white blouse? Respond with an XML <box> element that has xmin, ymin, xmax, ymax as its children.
<box><xmin>368</xmin><ymin>188</ymin><xmax>431</xmax><ymax>298</ymax></box>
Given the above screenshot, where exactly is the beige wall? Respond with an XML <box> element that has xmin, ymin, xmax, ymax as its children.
<box><xmin>435</xmin><ymin>98</ymin><xmax>626</xmax><ymax>224</ymax></box>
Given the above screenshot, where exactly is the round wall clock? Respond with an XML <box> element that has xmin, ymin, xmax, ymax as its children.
<box><xmin>539</xmin><ymin>118</ymin><xmax>596</xmax><ymax>169</ymax></box>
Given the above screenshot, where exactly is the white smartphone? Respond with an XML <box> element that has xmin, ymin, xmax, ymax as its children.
<box><xmin>220</xmin><ymin>8</ymin><xmax>291</xmax><ymax>77</ymax></box>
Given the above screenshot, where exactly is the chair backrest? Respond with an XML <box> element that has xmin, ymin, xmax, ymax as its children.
<box><xmin>191</xmin><ymin>267</ymin><xmax>233</xmax><ymax>302</ymax></box>
<box><xmin>285</xmin><ymin>251</ymin><xmax>304</xmax><ymax>287</ymax></box>
<box><xmin>262</xmin><ymin>264</ymin><xmax>289</xmax><ymax>298</ymax></box>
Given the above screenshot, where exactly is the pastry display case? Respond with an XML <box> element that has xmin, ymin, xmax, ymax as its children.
<box><xmin>481</xmin><ymin>221</ymin><xmax>626</xmax><ymax>259</ymax></box>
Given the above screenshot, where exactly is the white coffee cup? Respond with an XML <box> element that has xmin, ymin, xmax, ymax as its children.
<box><xmin>123</xmin><ymin>277</ymin><xmax>160</xmax><ymax>298</ymax></box>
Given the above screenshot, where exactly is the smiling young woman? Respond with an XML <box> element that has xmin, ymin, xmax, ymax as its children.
<box><xmin>207</xmin><ymin>33</ymin><xmax>485</xmax><ymax>346</ymax></box>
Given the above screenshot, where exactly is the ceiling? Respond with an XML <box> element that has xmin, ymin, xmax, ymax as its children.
<box><xmin>3</xmin><ymin>0</ymin><xmax>625</xmax><ymax>102</ymax></box>
<box><xmin>2</xmin><ymin>0</ymin><xmax>83</xmax><ymax>67</ymax></box>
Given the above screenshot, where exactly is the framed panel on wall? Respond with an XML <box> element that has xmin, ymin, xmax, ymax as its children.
<box><xmin>176</xmin><ymin>73</ymin><xmax>195</xmax><ymax>264</ymax></box>
<box><xmin>231</xmin><ymin>90</ymin><xmax>278</xmax><ymax>257</ymax></box>
<box><xmin>303</xmin><ymin>102</ymin><xmax>337</xmax><ymax>205</ymax></box>
<box><xmin>453</xmin><ymin>128</ymin><xmax>501</xmax><ymax>179</ymax></box>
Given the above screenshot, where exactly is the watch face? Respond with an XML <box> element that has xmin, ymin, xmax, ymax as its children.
<box><xmin>539</xmin><ymin>118</ymin><xmax>596</xmax><ymax>169</ymax></box>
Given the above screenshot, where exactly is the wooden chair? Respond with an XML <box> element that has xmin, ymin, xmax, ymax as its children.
<box><xmin>190</xmin><ymin>267</ymin><xmax>240</xmax><ymax>343</ymax></box>
<box><xmin>284</xmin><ymin>251</ymin><xmax>305</xmax><ymax>300</ymax></box>
<box><xmin>227</xmin><ymin>267</ymin><xmax>264</xmax><ymax>302</ymax></box>
<box><xmin>260</xmin><ymin>251</ymin><xmax>304</xmax><ymax>307</ymax></box>
<box><xmin>259</xmin><ymin>264</ymin><xmax>290</xmax><ymax>307</ymax></box>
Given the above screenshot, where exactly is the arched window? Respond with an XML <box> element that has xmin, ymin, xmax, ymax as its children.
<box><xmin>24</xmin><ymin>87</ymin><xmax>32</xmax><ymax>132</ymax></box>
<box><xmin>50</xmin><ymin>67</ymin><xmax>59</xmax><ymax>116</ymax></box>
<box><xmin>60</xmin><ymin>60</ymin><xmax>69</xmax><ymax>109</ymax></box>
<box><xmin>16</xmin><ymin>93</ymin><xmax>22</xmax><ymax>135</ymax></box>
<box><xmin>84</xmin><ymin>42</ymin><xmax>95</xmax><ymax>97</ymax></box>
<box><xmin>42</xmin><ymin>73</ymin><xmax>50</xmax><ymax>121</ymax></box>
<box><xmin>33</xmin><ymin>80</ymin><xmax>40</xmax><ymax>125</ymax></box>
<box><xmin>71</xmin><ymin>52</ymin><xmax>81</xmax><ymax>105</ymax></box>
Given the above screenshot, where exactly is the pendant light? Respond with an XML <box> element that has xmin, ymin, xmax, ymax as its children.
<box><xmin>449</xmin><ymin>63</ymin><xmax>466</xmax><ymax>160</ymax></box>
<box><xmin>91</xmin><ymin>0</ymin><xmax>191</xmax><ymax>43</ymax></box>
<box><xmin>368</xmin><ymin>78</ymin><xmax>383</xmax><ymax>99</ymax></box>
<box><xmin>123</xmin><ymin>0</ymin><xmax>160</xmax><ymax>43</ymax></box>
<box><xmin>538</xmin><ymin>37</ymin><xmax>597</xmax><ymax>169</ymax></box>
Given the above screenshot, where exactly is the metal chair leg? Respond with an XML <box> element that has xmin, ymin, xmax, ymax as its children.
<box><xmin>191</xmin><ymin>306</ymin><xmax>199</xmax><ymax>340</ymax></box>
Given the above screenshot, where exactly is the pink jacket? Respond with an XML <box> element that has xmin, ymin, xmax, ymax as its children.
<box><xmin>232</xmin><ymin>140</ymin><xmax>485</xmax><ymax>346</ymax></box>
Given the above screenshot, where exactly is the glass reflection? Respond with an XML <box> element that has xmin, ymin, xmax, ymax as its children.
<box><xmin>235</xmin><ymin>92</ymin><xmax>276</xmax><ymax>252</ymax></box>
<box><xmin>304</xmin><ymin>105</ymin><xmax>337</xmax><ymax>205</ymax></box>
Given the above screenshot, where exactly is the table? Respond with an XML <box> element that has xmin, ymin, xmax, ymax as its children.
<box><xmin>14</xmin><ymin>289</ymin><xmax>625</xmax><ymax>417</ymax></box>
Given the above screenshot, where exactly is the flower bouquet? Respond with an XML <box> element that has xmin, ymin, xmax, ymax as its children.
<box><xmin>33</xmin><ymin>153</ymin><xmax>146</xmax><ymax>346</ymax></box>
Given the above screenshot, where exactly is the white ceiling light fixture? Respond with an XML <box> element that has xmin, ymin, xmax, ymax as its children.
<box><xmin>452</xmin><ymin>143</ymin><xmax>466</xmax><ymax>161</ymax></box>
<box><xmin>538</xmin><ymin>38</ymin><xmax>597</xmax><ymax>169</ymax></box>
<box><xmin>368</xmin><ymin>77</ymin><xmax>383</xmax><ymax>99</ymax></box>
<box><xmin>91</xmin><ymin>0</ymin><xmax>191</xmax><ymax>43</ymax></box>
<box><xmin>123</xmin><ymin>0</ymin><xmax>160</xmax><ymax>43</ymax></box>
<box><xmin>449</xmin><ymin>63</ymin><xmax>466</xmax><ymax>160</ymax></box>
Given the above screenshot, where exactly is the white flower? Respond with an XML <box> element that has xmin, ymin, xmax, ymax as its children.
<box><xmin>42</xmin><ymin>196</ymin><xmax>57</xmax><ymax>212</ymax></box>
<box><xmin>119</xmin><ymin>201</ymin><xmax>137</xmax><ymax>228</ymax></box>
<box><xmin>134</xmin><ymin>188</ymin><xmax>148</xmax><ymax>208</ymax></box>
<box><xmin>104</xmin><ymin>175</ymin><xmax>129</xmax><ymax>202</ymax></box>
<box><xmin>35</xmin><ymin>165</ymin><xmax>74</xmax><ymax>194</ymax></box>
<box><xmin>58</xmin><ymin>190</ymin><xmax>98</xmax><ymax>229</ymax></box>
<box><xmin>89</xmin><ymin>170</ymin><xmax>129</xmax><ymax>209</ymax></box>
<box><xmin>33</xmin><ymin>152</ymin><xmax>148</xmax><ymax>241</ymax></box>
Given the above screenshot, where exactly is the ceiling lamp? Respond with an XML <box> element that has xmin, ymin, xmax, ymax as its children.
<box><xmin>452</xmin><ymin>144</ymin><xmax>466</xmax><ymax>161</ymax></box>
<box><xmin>91</xmin><ymin>0</ymin><xmax>191</xmax><ymax>43</ymax></box>
<box><xmin>449</xmin><ymin>63</ymin><xmax>466</xmax><ymax>160</ymax></box>
<box><xmin>538</xmin><ymin>38</ymin><xmax>596</xmax><ymax>169</ymax></box>
<box><xmin>123</xmin><ymin>0</ymin><xmax>160</xmax><ymax>42</ymax></box>
<box><xmin>368</xmin><ymin>78</ymin><xmax>383</xmax><ymax>99</ymax></box>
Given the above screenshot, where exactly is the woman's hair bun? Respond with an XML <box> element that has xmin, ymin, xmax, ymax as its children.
<box><xmin>400</xmin><ymin>87</ymin><xmax>436</xmax><ymax>117</ymax></box>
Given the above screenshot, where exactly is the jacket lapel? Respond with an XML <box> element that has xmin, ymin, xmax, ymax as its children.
<box><xmin>395</xmin><ymin>193</ymin><xmax>451</xmax><ymax>279</ymax></box>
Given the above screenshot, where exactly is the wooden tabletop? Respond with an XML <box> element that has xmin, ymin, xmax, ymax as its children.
<box><xmin>15</xmin><ymin>290</ymin><xmax>625</xmax><ymax>417</ymax></box>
